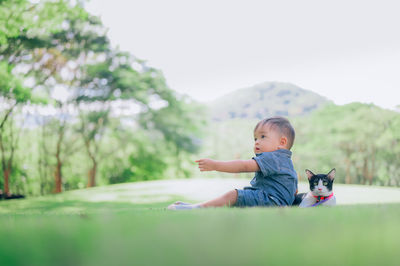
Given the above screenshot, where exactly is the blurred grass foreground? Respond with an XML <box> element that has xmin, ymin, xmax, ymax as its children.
<box><xmin>1</xmin><ymin>179</ymin><xmax>400</xmax><ymax>266</ymax></box>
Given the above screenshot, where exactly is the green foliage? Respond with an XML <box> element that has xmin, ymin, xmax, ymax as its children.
<box><xmin>197</xmin><ymin>118</ymin><xmax>256</xmax><ymax>179</ymax></box>
<box><xmin>141</xmin><ymin>98</ymin><xmax>206</xmax><ymax>154</ymax></box>
<box><xmin>292</xmin><ymin>103</ymin><xmax>400</xmax><ymax>185</ymax></box>
<box><xmin>0</xmin><ymin>62</ymin><xmax>30</xmax><ymax>102</ymax></box>
<box><xmin>0</xmin><ymin>0</ymin><xmax>85</xmax><ymax>45</ymax></box>
<box><xmin>144</xmin><ymin>99</ymin><xmax>207</xmax><ymax>178</ymax></box>
<box><xmin>109</xmin><ymin>149</ymin><xmax>167</xmax><ymax>184</ymax></box>
<box><xmin>99</xmin><ymin>126</ymin><xmax>168</xmax><ymax>185</ymax></box>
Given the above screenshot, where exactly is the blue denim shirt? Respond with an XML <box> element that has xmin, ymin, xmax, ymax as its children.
<box><xmin>250</xmin><ymin>149</ymin><xmax>298</xmax><ymax>205</ymax></box>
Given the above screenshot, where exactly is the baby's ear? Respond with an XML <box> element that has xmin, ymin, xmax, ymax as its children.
<box><xmin>305</xmin><ymin>169</ymin><xmax>315</xmax><ymax>180</ymax></box>
<box><xmin>327</xmin><ymin>168</ymin><xmax>336</xmax><ymax>181</ymax></box>
<box><xmin>279</xmin><ymin>136</ymin><xmax>288</xmax><ymax>148</ymax></box>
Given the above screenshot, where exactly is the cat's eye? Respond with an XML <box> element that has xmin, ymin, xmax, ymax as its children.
<box><xmin>323</xmin><ymin>181</ymin><xmax>328</xmax><ymax>186</ymax></box>
<box><xmin>313</xmin><ymin>182</ymin><xmax>318</xmax><ymax>186</ymax></box>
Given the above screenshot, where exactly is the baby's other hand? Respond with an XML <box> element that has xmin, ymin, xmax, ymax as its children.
<box><xmin>195</xmin><ymin>158</ymin><xmax>216</xmax><ymax>171</ymax></box>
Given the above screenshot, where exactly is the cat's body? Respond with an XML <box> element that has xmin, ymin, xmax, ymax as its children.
<box><xmin>293</xmin><ymin>169</ymin><xmax>336</xmax><ymax>207</ymax></box>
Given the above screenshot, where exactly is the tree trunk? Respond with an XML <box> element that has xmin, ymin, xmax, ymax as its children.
<box><xmin>175</xmin><ymin>145</ymin><xmax>181</xmax><ymax>178</ymax></box>
<box><xmin>87</xmin><ymin>160</ymin><xmax>97</xmax><ymax>187</ymax></box>
<box><xmin>0</xmin><ymin>103</ymin><xmax>17</xmax><ymax>131</ymax></box>
<box><xmin>3</xmin><ymin>168</ymin><xmax>10</xmax><ymax>196</ymax></box>
<box><xmin>53</xmin><ymin>120</ymin><xmax>65</xmax><ymax>193</ymax></box>
<box><xmin>345</xmin><ymin>157</ymin><xmax>351</xmax><ymax>184</ymax></box>
<box><xmin>368</xmin><ymin>151</ymin><xmax>376</xmax><ymax>185</ymax></box>
<box><xmin>362</xmin><ymin>158</ymin><xmax>368</xmax><ymax>185</ymax></box>
<box><xmin>54</xmin><ymin>160</ymin><xmax>62</xmax><ymax>193</ymax></box>
<box><xmin>2</xmin><ymin>157</ymin><xmax>12</xmax><ymax>196</ymax></box>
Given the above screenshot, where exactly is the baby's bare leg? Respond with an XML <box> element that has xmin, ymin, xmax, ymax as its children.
<box><xmin>167</xmin><ymin>190</ymin><xmax>238</xmax><ymax>210</ymax></box>
<box><xmin>199</xmin><ymin>190</ymin><xmax>238</xmax><ymax>208</ymax></box>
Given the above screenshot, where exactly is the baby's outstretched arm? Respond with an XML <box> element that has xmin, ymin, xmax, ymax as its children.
<box><xmin>168</xmin><ymin>159</ymin><xmax>259</xmax><ymax>210</ymax></box>
<box><xmin>195</xmin><ymin>159</ymin><xmax>260</xmax><ymax>173</ymax></box>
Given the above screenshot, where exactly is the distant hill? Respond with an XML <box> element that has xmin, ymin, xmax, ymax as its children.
<box><xmin>208</xmin><ymin>82</ymin><xmax>331</xmax><ymax>121</ymax></box>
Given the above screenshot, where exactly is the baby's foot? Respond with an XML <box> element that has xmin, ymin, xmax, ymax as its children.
<box><xmin>167</xmin><ymin>203</ymin><xmax>201</xmax><ymax>210</ymax></box>
<box><xmin>174</xmin><ymin>201</ymin><xmax>191</xmax><ymax>205</ymax></box>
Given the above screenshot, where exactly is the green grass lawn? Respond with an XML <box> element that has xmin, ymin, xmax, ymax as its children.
<box><xmin>1</xmin><ymin>182</ymin><xmax>399</xmax><ymax>266</ymax></box>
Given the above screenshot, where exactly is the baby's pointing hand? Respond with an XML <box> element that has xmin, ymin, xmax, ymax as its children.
<box><xmin>195</xmin><ymin>158</ymin><xmax>216</xmax><ymax>171</ymax></box>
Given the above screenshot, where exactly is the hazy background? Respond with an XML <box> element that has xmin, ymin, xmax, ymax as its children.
<box><xmin>87</xmin><ymin>0</ymin><xmax>400</xmax><ymax>109</ymax></box>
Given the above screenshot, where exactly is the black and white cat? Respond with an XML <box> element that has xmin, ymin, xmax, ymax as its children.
<box><xmin>293</xmin><ymin>169</ymin><xmax>336</xmax><ymax>207</ymax></box>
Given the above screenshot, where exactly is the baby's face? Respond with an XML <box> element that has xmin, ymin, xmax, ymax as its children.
<box><xmin>253</xmin><ymin>124</ymin><xmax>282</xmax><ymax>154</ymax></box>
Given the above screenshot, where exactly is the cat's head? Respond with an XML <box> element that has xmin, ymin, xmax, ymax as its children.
<box><xmin>305</xmin><ymin>169</ymin><xmax>335</xmax><ymax>197</ymax></box>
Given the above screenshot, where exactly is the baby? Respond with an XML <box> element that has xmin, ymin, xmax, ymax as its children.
<box><xmin>167</xmin><ymin>116</ymin><xmax>298</xmax><ymax>210</ymax></box>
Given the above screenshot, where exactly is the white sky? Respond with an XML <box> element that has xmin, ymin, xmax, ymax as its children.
<box><xmin>86</xmin><ymin>0</ymin><xmax>400</xmax><ymax>110</ymax></box>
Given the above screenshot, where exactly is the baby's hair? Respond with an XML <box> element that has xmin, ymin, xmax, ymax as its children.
<box><xmin>254</xmin><ymin>116</ymin><xmax>295</xmax><ymax>150</ymax></box>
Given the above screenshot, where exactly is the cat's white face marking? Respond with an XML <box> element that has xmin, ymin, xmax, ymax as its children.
<box><xmin>312</xmin><ymin>179</ymin><xmax>331</xmax><ymax>197</ymax></box>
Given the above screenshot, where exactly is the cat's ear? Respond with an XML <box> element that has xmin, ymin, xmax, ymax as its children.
<box><xmin>327</xmin><ymin>168</ymin><xmax>336</xmax><ymax>181</ymax></box>
<box><xmin>305</xmin><ymin>169</ymin><xmax>315</xmax><ymax>180</ymax></box>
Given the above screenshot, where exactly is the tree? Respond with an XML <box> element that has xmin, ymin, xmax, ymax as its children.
<box><xmin>292</xmin><ymin>103</ymin><xmax>400</xmax><ymax>186</ymax></box>
<box><xmin>35</xmin><ymin>10</ymin><xmax>107</xmax><ymax>192</ymax></box>
<box><xmin>0</xmin><ymin>0</ymin><xmax>74</xmax><ymax>195</ymax></box>
<box><xmin>139</xmin><ymin>97</ymin><xmax>206</xmax><ymax>177</ymax></box>
<box><xmin>1</xmin><ymin>0</ymin><xmax>208</xmax><ymax>195</ymax></box>
<box><xmin>77</xmin><ymin>110</ymin><xmax>109</xmax><ymax>187</ymax></box>
<box><xmin>76</xmin><ymin>50</ymin><xmax>176</xmax><ymax>186</ymax></box>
